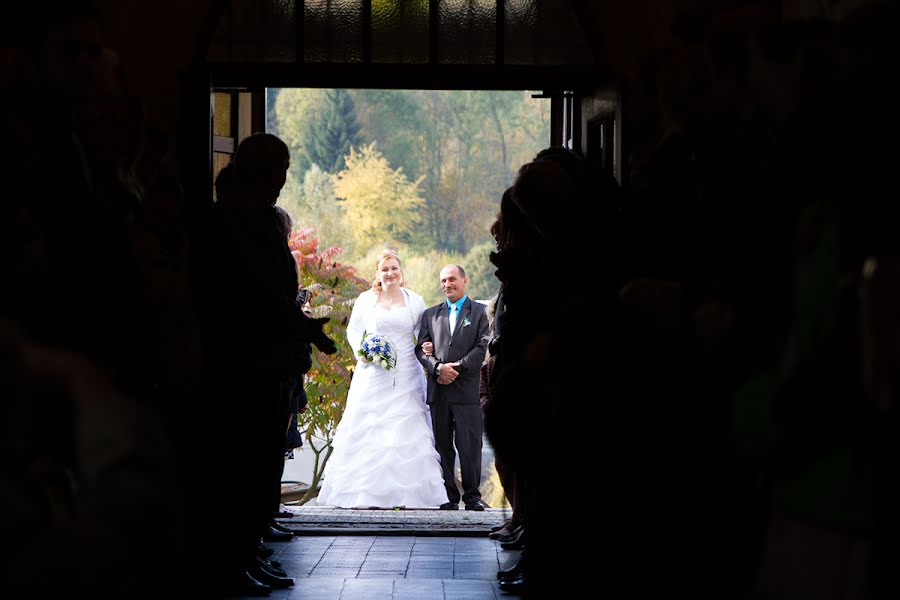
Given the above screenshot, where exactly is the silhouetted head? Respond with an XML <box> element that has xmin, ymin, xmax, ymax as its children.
<box><xmin>490</xmin><ymin>209</ymin><xmax>503</xmax><ymax>248</ymax></box>
<box><xmin>274</xmin><ymin>206</ymin><xmax>293</xmax><ymax>240</ymax></box>
<box><xmin>233</xmin><ymin>133</ymin><xmax>290</xmax><ymax>207</ymax></box>
<box><xmin>512</xmin><ymin>157</ymin><xmax>579</xmax><ymax>239</ymax></box>
<box><xmin>493</xmin><ymin>185</ymin><xmax>533</xmax><ymax>253</ymax></box>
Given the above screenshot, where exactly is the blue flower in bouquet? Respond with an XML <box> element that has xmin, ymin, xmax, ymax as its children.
<box><xmin>357</xmin><ymin>331</ymin><xmax>397</xmax><ymax>372</ymax></box>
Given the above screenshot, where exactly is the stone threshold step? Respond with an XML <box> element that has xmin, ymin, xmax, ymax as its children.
<box><xmin>285</xmin><ymin>527</ymin><xmax>492</xmax><ymax>537</ymax></box>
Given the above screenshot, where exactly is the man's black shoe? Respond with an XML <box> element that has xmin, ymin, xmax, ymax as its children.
<box><xmin>256</xmin><ymin>557</ymin><xmax>287</xmax><ymax>578</ymax></box>
<box><xmin>249</xmin><ymin>565</ymin><xmax>294</xmax><ymax>589</ymax></box>
<box><xmin>270</xmin><ymin>521</ymin><xmax>295</xmax><ymax>535</ymax></box>
<box><xmin>263</xmin><ymin>525</ymin><xmax>293</xmax><ymax>542</ymax></box>
<box><xmin>499</xmin><ymin>574</ymin><xmax>526</xmax><ymax>594</ymax></box>
<box><xmin>465</xmin><ymin>500</ymin><xmax>486</xmax><ymax>511</ymax></box>
<box><xmin>439</xmin><ymin>502</ymin><xmax>459</xmax><ymax>510</ymax></box>
<box><xmin>497</xmin><ymin>559</ymin><xmax>523</xmax><ymax>580</ymax></box>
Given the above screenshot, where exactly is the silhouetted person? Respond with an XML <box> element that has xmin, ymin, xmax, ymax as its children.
<box><xmin>196</xmin><ymin>135</ymin><xmax>335</xmax><ymax>596</ymax></box>
<box><xmin>486</xmin><ymin>149</ymin><xmax>621</xmax><ymax>597</ymax></box>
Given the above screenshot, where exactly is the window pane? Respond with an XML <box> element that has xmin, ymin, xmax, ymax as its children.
<box><xmin>504</xmin><ymin>0</ymin><xmax>538</xmax><ymax>64</ymax></box>
<box><xmin>304</xmin><ymin>0</ymin><xmax>363</xmax><ymax>63</ymax></box>
<box><xmin>505</xmin><ymin>0</ymin><xmax>591</xmax><ymax>65</ymax></box>
<box><xmin>227</xmin><ymin>0</ymin><xmax>265</xmax><ymax>62</ymax></box>
<box><xmin>213</xmin><ymin>93</ymin><xmax>232</xmax><ymax>137</ymax></box>
<box><xmin>372</xmin><ymin>0</ymin><xmax>429</xmax><ymax>63</ymax></box>
<box><xmin>208</xmin><ymin>0</ymin><xmax>591</xmax><ymax>66</ymax></box>
<box><xmin>209</xmin><ymin>0</ymin><xmax>295</xmax><ymax>62</ymax></box>
<box><xmin>265</xmin><ymin>0</ymin><xmax>297</xmax><ymax>62</ymax></box>
<box><xmin>439</xmin><ymin>0</ymin><xmax>496</xmax><ymax>64</ymax></box>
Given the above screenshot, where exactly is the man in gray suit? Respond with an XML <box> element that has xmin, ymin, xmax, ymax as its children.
<box><xmin>416</xmin><ymin>265</ymin><xmax>490</xmax><ymax>510</ymax></box>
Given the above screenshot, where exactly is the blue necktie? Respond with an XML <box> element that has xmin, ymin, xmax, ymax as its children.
<box><xmin>449</xmin><ymin>303</ymin><xmax>458</xmax><ymax>333</ymax></box>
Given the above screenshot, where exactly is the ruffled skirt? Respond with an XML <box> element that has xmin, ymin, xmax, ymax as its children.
<box><xmin>316</xmin><ymin>353</ymin><xmax>447</xmax><ymax>509</ymax></box>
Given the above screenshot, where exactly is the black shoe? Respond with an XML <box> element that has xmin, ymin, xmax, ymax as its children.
<box><xmin>263</xmin><ymin>524</ymin><xmax>293</xmax><ymax>542</ymax></box>
<box><xmin>249</xmin><ymin>564</ymin><xmax>294</xmax><ymax>589</ymax></box>
<box><xmin>490</xmin><ymin>520</ymin><xmax>510</xmax><ymax>533</ymax></box>
<box><xmin>255</xmin><ymin>557</ymin><xmax>287</xmax><ymax>578</ymax></box>
<box><xmin>439</xmin><ymin>501</ymin><xmax>459</xmax><ymax>510</ymax></box>
<box><xmin>498</xmin><ymin>574</ymin><xmax>526</xmax><ymax>594</ymax></box>
<box><xmin>489</xmin><ymin>529</ymin><xmax>506</xmax><ymax>540</ymax></box>
<box><xmin>497</xmin><ymin>559</ymin><xmax>523</xmax><ymax>580</ymax></box>
<box><xmin>500</xmin><ymin>525</ymin><xmax>528</xmax><ymax>550</ymax></box>
<box><xmin>500</xmin><ymin>532</ymin><xmax>526</xmax><ymax>551</ymax></box>
<box><xmin>496</xmin><ymin>524</ymin><xmax>524</xmax><ymax>544</ymax></box>
<box><xmin>465</xmin><ymin>500</ymin><xmax>486</xmax><ymax>511</ymax></box>
<box><xmin>257</xmin><ymin>542</ymin><xmax>274</xmax><ymax>559</ymax></box>
<box><xmin>270</xmin><ymin>521</ymin><xmax>294</xmax><ymax>535</ymax></box>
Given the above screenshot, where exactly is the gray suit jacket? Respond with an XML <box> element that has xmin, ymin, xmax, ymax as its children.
<box><xmin>415</xmin><ymin>298</ymin><xmax>490</xmax><ymax>405</ymax></box>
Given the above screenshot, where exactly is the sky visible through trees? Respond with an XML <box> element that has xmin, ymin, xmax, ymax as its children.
<box><xmin>268</xmin><ymin>88</ymin><xmax>550</xmax><ymax>304</ymax></box>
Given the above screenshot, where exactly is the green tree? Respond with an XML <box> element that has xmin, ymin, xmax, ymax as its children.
<box><xmin>276</xmin><ymin>163</ymin><xmax>353</xmax><ymax>256</ymax></box>
<box><xmin>302</xmin><ymin>88</ymin><xmax>361</xmax><ymax>173</ymax></box>
<box><xmin>265</xmin><ymin>88</ymin><xmax>281</xmax><ymax>132</ymax></box>
<box><xmin>276</xmin><ymin>169</ymin><xmax>304</xmax><ymax>231</ymax></box>
<box><xmin>351</xmin><ymin>89</ymin><xmax>425</xmax><ymax>185</ymax></box>
<box><xmin>302</xmin><ymin>164</ymin><xmax>353</xmax><ymax>254</ymax></box>
<box><xmin>272</xmin><ymin>88</ymin><xmax>327</xmax><ymax>180</ymax></box>
<box><xmin>404</xmin><ymin>90</ymin><xmax>549</xmax><ymax>256</ymax></box>
<box><xmin>271</xmin><ymin>88</ymin><xmax>550</xmax><ymax>259</ymax></box>
<box><xmin>288</xmin><ymin>226</ymin><xmax>369</xmax><ymax>504</ymax></box>
<box><xmin>334</xmin><ymin>143</ymin><xmax>425</xmax><ymax>252</ymax></box>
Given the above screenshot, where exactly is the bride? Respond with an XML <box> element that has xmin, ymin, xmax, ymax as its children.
<box><xmin>316</xmin><ymin>250</ymin><xmax>448</xmax><ymax>508</ymax></box>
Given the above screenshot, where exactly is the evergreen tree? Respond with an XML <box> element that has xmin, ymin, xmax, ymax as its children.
<box><xmin>303</xmin><ymin>89</ymin><xmax>362</xmax><ymax>173</ymax></box>
<box><xmin>273</xmin><ymin>87</ymin><xmax>328</xmax><ymax>181</ymax></box>
<box><xmin>265</xmin><ymin>88</ymin><xmax>280</xmax><ymax>133</ymax></box>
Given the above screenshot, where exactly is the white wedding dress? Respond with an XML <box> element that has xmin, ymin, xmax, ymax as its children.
<box><xmin>316</xmin><ymin>304</ymin><xmax>447</xmax><ymax>508</ymax></box>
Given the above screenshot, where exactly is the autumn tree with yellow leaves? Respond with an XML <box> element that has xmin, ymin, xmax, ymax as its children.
<box><xmin>333</xmin><ymin>143</ymin><xmax>426</xmax><ymax>251</ymax></box>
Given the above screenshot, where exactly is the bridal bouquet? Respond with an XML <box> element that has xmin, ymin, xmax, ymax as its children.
<box><xmin>357</xmin><ymin>331</ymin><xmax>397</xmax><ymax>372</ymax></box>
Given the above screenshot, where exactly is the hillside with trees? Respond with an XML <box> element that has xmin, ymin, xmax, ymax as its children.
<box><xmin>270</xmin><ymin>88</ymin><xmax>549</xmax><ymax>304</ymax></box>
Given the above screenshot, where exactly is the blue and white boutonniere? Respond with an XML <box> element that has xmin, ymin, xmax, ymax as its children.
<box><xmin>461</xmin><ymin>317</ymin><xmax>471</xmax><ymax>328</ymax></box>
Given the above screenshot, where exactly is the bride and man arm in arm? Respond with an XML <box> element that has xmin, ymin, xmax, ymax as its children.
<box><xmin>316</xmin><ymin>251</ymin><xmax>490</xmax><ymax>510</ymax></box>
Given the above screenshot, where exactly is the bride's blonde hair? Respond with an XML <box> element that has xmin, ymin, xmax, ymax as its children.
<box><xmin>371</xmin><ymin>249</ymin><xmax>407</xmax><ymax>292</ymax></box>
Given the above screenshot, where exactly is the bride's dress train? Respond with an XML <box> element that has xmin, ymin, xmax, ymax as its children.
<box><xmin>316</xmin><ymin>305</ymin><xmax>447</xmax><ymax>508</ymax></box>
